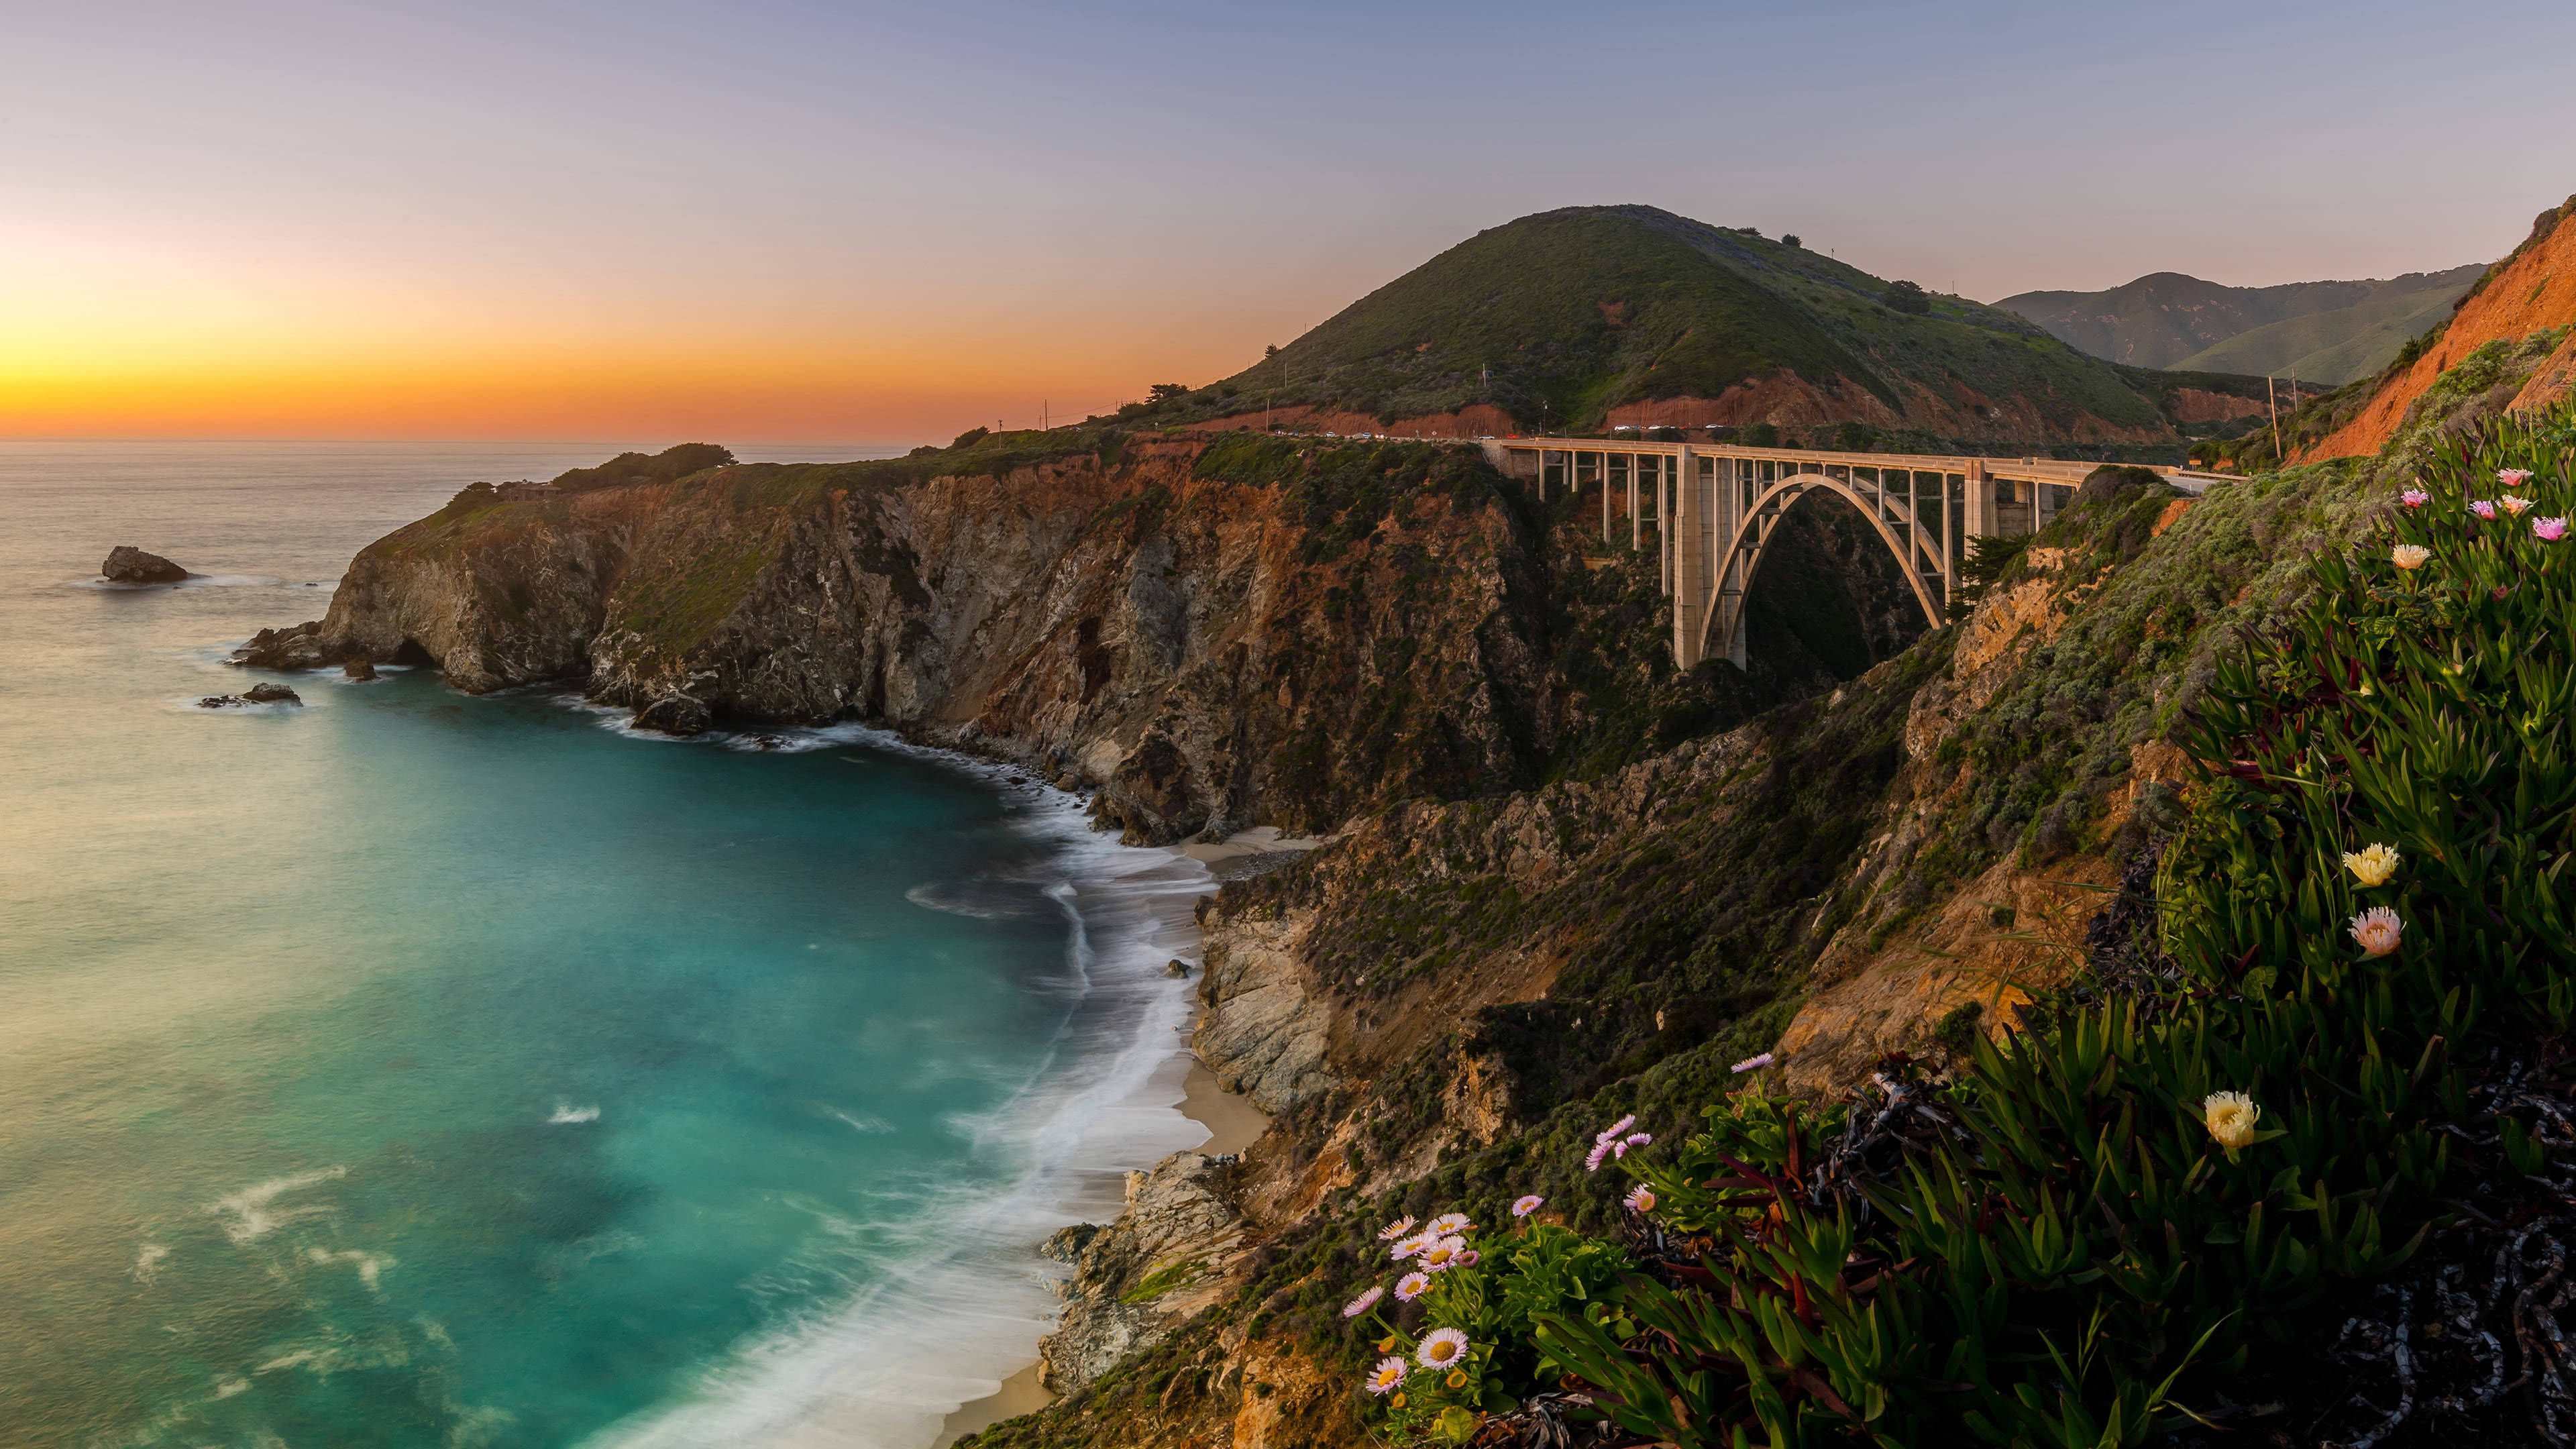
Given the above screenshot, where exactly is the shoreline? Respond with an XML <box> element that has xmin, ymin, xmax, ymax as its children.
<box><xmin>930</xmin><ymin>826</ymin><xmax>1297</xmax><ymax>1448</ymax></box>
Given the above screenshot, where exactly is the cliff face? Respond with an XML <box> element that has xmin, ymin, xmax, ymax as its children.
<box><xmin>266</xmin><ymin>438</ymin><xmax>1578</xmax><ymax>843</ymax></box>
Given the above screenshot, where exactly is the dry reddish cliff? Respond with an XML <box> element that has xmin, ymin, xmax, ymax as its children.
<box><xmin>2301</xmin><ymin>195</ymin><xmax>2576</xmax><ymax>460</ymax></box>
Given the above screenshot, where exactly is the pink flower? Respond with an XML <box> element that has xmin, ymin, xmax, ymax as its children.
<box><xmin>2471</xmin><ymin>500</ymin><xmax>2498</xmax><ymax>520</ymax></box>
<box><xmin>2500</xmin><ymin>468</ymin><xmax>2535</xmax><ymax>487</ymax></box>
<box><xmin>1424</xmin><ymin>1213</ymin><xmax>1472</xmax><ymax>1236</ymax></box>
<box><xmin>1595</xmin><ymin>1114</ymin><xmax>1636</xmax><ymax>1143</ymax></box>
<box><xmin>1456</xmin><ymin>1249</ymin><xmax>1481</xmax><ymax>1267</ymax></box>
<box><xmin>2537</xmin><ymin>517</ymin><xmax>2569</xmax><ymax>543</ymax></box>
<box><xmin>1625</xmin><ymin>1132</ymin><xmax>1652</xmax><ymax>1148</ymax></box>
<box><xmin>1415</xmin><ymin>1236</ymin><xmax>1468</xmax><ymax>1273</ymax></box>
<box><xmin>2501</xmin><ymin>494</ymin><xmax>2535</xmax><ymax>517</ymax></box>
<box><xmin>1623</xmin><ymin>1185</ymin><xmax>1657</xmax><ymax>1214</ymax></box>
<box><xmin>1365</xmin><ymin>1356</ymin><xmax>1407</xmax><ymax>1395</ymax></box>
<box><xmin>2400</xmin><ymin>488</ymin><xmax>2430</xmax><ymax>508</ymax></box>
<box><xmin>1391</xmin><ymin>1233</ymin><xmax>1433</xmax><ymax>1261</ymax></box>
<box><xmin>1375</xmin><ymin>1216</ymin><xmax>1417</xmax><ymax>1242</ymax></box>
<box><xmin>1583</xmin><ymin>1140</ymin><xmax>1613</xmax><ymax>1173</ymax></box>
<box><xmin>1511</xmin><ymin>1194</ymin><xmax>1545</xmax><ymax>1218</ymax></box>
<box><xmin>1731</xmin><ymin>1053</ymin><xmax>1775</xmax><ymax>1073</ymax></box>
<box><xmin>1393</xmin><ymin>1271</ymin><xmax>1431</xmax><ymax>1301</ymax></box>
<box><xmin>2349</xmin><ymin>906</ymin><xmax>2403</xmax><ymax>958</ymax></box>
<box><xmin>1342</xmin><ymin>1285</ymin><xmax>1384</xmax><ymax>1318</ymax></box>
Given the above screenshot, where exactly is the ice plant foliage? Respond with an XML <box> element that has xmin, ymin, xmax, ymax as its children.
<box><xmin>2349</xmin><ymin>906</ymin><xmax>2404</xmax><ymax>957</ymax></box>
<box><xmin>2341</xmin><ymin>842</ymin><xmax>2400</xmax><ymax>888</ymax></box>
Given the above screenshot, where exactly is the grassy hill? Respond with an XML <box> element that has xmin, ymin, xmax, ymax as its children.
<box><xmin>2000</xmin><ymin>263</ymin><xmax>2483</xmax><ymax>382</ymax></box>
<box><xmin>1109</xmin><ymin>205</ymin><xmax>2272</xmax><ymax>452</ymax></box>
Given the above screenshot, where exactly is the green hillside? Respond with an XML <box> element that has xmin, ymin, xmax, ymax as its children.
<box><xmin>1113</xmin><ymin>205</ymin><xmax>2269</xmax><ymax>447</ymax></box>
<box><xmin>2000</xmin><ymin>263</ymin><xmax>2482</xmax><ymax>382</ymax></box>
<box><xmin>2169</xmin><ymin>277</ymin><xmax>2468</xmax><ymax>381</ymax></box>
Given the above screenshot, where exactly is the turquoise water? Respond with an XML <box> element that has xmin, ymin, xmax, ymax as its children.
<box><xmin>0</xmin><ymin>444</ymin><xmax>1211</xmax><ymax>1449</ymax></box>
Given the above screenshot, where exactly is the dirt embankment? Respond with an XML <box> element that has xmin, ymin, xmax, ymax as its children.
<box><xmin>2301</xmin><ymin>197</ymin><xmax>2576</xmax><ymax>460</ymax></box>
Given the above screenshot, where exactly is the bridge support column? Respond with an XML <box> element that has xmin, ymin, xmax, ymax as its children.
<box><xmin>1963</xmin><ymin>460</ymin><xmax>1990</xmax><ymax>543</ymax></box>
<box><xmin>1658</xmin><ymin>456</ymin><xmax>1672</xmax><ymax>595</ymax></box>
<box><xmin>1672</xmin><ymin>447</ymin><xmax>1698</xmax><ymax>666</ymax></box>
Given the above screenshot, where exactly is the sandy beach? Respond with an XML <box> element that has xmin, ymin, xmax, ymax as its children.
<box><xmin>930</xmin><ymin>826</ymin><xmax>1310</xmax><ymax>1446</ymax></box>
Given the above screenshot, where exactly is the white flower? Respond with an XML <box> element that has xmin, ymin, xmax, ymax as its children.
<box><xmin>2341</xmin><ymin>843</ymin><xmax>2399</xmax><ymax>888</ymax></box>
<box><xmin>2391</xmin><ymin>544</ymin><xmax>2431</xmax><ymax>571</ymax></box>
<box><xmin>2349</xmin><ymin>906</ymin><xmax>2404</xmax><ymax>957</ymax></box>
<box><xmin>2202</xmin><ymin>1091</ymin><xmax>2260</xmax><ymax>1151</ymax></box>
<box><xmin>1415</xmin><ymin>1328</ymin><xmax>1470</xmax><ymax>1370</ymax></box>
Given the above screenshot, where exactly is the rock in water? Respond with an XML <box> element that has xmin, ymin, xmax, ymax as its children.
<box><xmin>229</xmin><ymin>622</ymin><xmax>330</xmax><ymax>669</ymax></box>
<box><xmin>101</xmin><ymin>546</ymin><xmax>189</xmax><ymax>584</ymax></box>
<box><xmin>632</xmin><ymin>694</ymin><xmax>712</xmax><ymax>736</ymax></box>
<box><xmin>199</xmin><ymin>683</ymin><xmax>303</xmax><ymax>708</ymax></box>
<box><xmin>343</xmin><ymin>659</ymin><xmax>380</xmax><ymax>681</ymax></box>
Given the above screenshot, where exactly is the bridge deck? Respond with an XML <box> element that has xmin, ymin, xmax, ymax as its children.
<box><xmin>1488</xmin><ymin>437</ymin><xmax>2231</xmax><ymax>494</ymax></box>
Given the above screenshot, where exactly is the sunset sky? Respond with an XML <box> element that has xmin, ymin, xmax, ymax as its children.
<box><xmin>9</xmin><ymin>0</ymin><xmax>2574</xmax><ymax>445</ymax></box>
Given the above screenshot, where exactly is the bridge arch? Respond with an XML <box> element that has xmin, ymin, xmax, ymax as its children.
<box><xmin>1705</xmin><ymin>471</ymin><xmax>1945</xmax><ymax>671</ymax></box>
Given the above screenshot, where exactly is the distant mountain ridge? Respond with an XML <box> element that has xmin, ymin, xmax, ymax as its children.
<box><xmin>1119</xmin><ymin>205</ymin><xmax>2277</xmax><ymax>453</ymax></box>
<box><xmin>1996</xmin><ymin>264</ymin><xmax>2484</xmax><ymax>383</ymax></box>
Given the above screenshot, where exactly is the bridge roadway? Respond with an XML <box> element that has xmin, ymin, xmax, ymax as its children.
<box><xmin>1477</xmin><ymin>437</ymin><xmax>2231</xmax><ymax>669</ymax></box>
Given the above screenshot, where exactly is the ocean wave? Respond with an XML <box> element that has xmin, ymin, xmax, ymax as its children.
<box><xmin>209</xmin><ymin>1165</ymin><xmax>349</xmax><ymax>1244</ymax></box>
<box><xmin>551</xmin><ymin>1102</ymin><xmax>601</xmax><ymax>1124</ymax></box>
<box><xmin>305</xmin><ymin>1246</ymin><xmax>397</xmax><ymax>1291</ymax></box>
<box><xmin>578</xmin><ymin>741</ymin><xmax>1217</xmax><ymax>1449</ymax></box>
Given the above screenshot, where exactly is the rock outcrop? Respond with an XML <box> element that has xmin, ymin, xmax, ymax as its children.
<box><xmin>101</xmin><ymin>546</ymin><xmax>188</xmax><ymax>584</ymax></box>
<box><xmin>199</xmin><ymin>683</ymin><xmax>302</xmax><ymax>708</ymax></box>
<box><xmin>1036</xmin><ymin>1151</ymin><xmax>1248</xmax><ymax>1395</ymax></box>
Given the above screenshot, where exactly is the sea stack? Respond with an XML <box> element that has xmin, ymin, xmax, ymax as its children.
<box><xmin>101</xmin><ymin>546</ymin><xmax>189</xmax><ymax>584</ymax></box>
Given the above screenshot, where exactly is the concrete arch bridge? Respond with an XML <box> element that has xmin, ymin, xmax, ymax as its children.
<box><xmin>1479</xmin><ymin>438</ymin><xmax>2224</xmax><ymax>668</ymax></box>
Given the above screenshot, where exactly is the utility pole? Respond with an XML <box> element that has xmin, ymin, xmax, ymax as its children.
<box><xmin>2267</xmin><ymin>376</ymin><xmax>2280</xmax><ymax>462</ymax></box>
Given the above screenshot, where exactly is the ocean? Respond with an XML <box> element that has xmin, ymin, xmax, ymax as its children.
<box><xmin>0</xmin><ymin>442</ymin><xmax>1216</xmax><ymax>1449</ymax></box>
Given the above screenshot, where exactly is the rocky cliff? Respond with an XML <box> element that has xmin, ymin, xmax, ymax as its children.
<box><xmin>250</xmin><ymin>436</ymin><xmax>1799</xmax><ymax>844</ymax></box>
